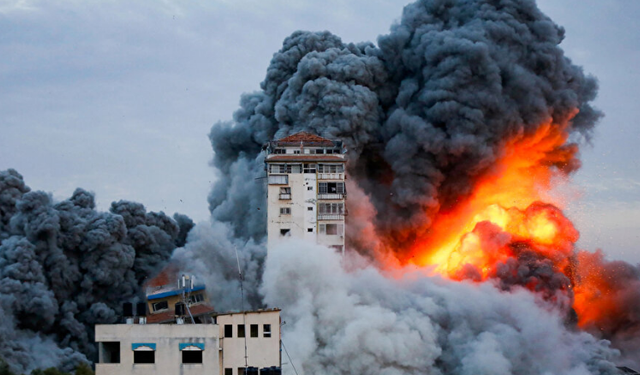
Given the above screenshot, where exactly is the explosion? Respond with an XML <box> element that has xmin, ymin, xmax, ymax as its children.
<box><xmin>406</xmin><ymin>120</ymin><xmax>579</xmax><ymax>279</ymax></box>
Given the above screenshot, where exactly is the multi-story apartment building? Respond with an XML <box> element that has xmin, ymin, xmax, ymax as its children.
<box><xmin>264</xmin><ymin>132</ymin><xmax>347</xmax><ymax>254</ymax></box>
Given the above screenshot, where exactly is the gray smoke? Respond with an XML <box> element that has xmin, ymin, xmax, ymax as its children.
<box><xmin>206</xmin><ymin>0</ymin><xmax>600</xmax><ymax>257</ymax></box>
<box><xmin>191</xmin><ymin>0</ymin><xmax>640</xmax><ymax>373</ymax></box>
<box><xmin>263</xmin><ymin>240</ymin><xmax>620</xmax><ymax>375</ymax></box>
<box><xmin>0</xmin><ymin>169</ymin><xmax>189</xmax><ymax>373</ymax></box>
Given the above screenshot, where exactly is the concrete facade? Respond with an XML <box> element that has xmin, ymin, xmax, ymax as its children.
<box><xmin>95</xmin><ymin>309</ymin><xmax>281</xmax><ymax>375</ymax></box>
<box><xmin>95</xmin><ymin>324</ymin><xmax>219</xmax><ymax>375</ymax></box>
<box><xmin>265</xmin><ymin>132</ymin><xmax>347</xmax><ymax>254</ymax></box>
<box><xmin>217</xmin><ymin>310</ymin><xmax>281</xmax><ymax>375</ymax></box>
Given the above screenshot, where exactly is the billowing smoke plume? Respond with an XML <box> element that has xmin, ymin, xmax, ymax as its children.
<box><xmin>207</xmin><ymin>0</ymin><xmax>600</xmax><ymax>254</ymax></box>
<box><xmin>0</xmin><ymin>169</ymin><xmax>189</xmax><ymax>373</ymax></box>
<box><xmin>263</xmin><ymin>240</ymin><xmax>621</xmax><ymax>375</ymax></box>
<box><xmin>192</xmin><ymin>0</ymin><xmax>640</xmax><ymax>372</ymax></box>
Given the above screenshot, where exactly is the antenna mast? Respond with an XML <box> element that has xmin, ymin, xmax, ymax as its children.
<box><xmin>234</xmin><ymin>245</ymin><xmax>249</xmax><ymax>369</ymax></box>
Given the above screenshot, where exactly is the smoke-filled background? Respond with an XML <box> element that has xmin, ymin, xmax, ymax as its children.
<box><xmin>0</xmin><ymin>169</ymin><xmax>191</xmax><ymax>372</ymax></box>
<box><xmin>2</xmin><ymin>0</ymin><xmax>640</xmax><ymax>374</ymax></box>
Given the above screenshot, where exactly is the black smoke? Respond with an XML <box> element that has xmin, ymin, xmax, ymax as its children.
<box><xmin>195</xmin><ymin>0</ymin><xmax>640</xmax><ymax>372</ymax></box>
<box><xmin>0</xmin><ymin>169</ymin><xmax>189</xmax><ymax>373</ymax></box>
<box><xmin>207</xmin><ymin>0</ymin><xmax>600</xmax><ymax>255</ymax></box>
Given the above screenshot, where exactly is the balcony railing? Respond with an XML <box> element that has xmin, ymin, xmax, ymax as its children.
<box><xmin>318</xmin><ymin>214</ymin><xmax>345</xmax><ymax>221</ymax></box>
<box><xmin>279</xmin><ymin>194</ymin><xmax>291</xmax><ymax>200</ymax></box>
<box><xmin>318</xmin><ymin>173</ymin><xmax>344</xmax><ymax>180</ymax></box>
<box><xmin>317</xmin><ymin>193</ymin><xmax>344</xmax><ymax>200</ymax></box>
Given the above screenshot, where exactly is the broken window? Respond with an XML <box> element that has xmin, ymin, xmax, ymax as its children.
<box><xmin>224</xmin><ymin>324</ymin><xmax>233</xmax><ymax>338</ymax></box>
<box><xmin>250</xmin><ymin>324</ymin><xmax>258</xmax><ymax>337</ymax></box>
<box><xmin>263</xmin><ymin>324</ymin><xmax>271</xmax><ymax>337</ymax></box>
<box><xmin>99</xmin><ymin>342</ymin><xmax>120</xmax><ymax>364</ymax></box>
<box><xmin>307</xmin><ymin>207</ymin><xmax>313</xmax><ymax>211</ymax></box>
<box><xmin>152</xmin><ymin>301</ymin><xmax>168</xmax><ymax>312</ymax></box>
<box><xmin>280</xmin><ymin>187</ymin><xmax>291</xmax><ymax>194</ymax></box>
<box><xmin>280</xmin><ymin>229</ymin><xmax>291</xmax><ymax>236</ymax></box>
<box><xmin>238</xmin><ymin>324</ymin><xmax>245</xmax><ymax>338</ymax></box>
<box><xmin>225</xmin><ymin>369</ymin><xmax>233</xmax><ymax>375</ymax></box>
<box><xmin>307</xmin><ymin>228</ymin><xmax>313</xmax><ymax>233</ymax></box>
<box><xmin>188</xmin><ymin>294</ymin><xmax>204</xmax><ymax>305</ymax></box>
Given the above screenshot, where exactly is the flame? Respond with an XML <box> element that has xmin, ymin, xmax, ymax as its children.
<box><xmin>404</xmin><ymin>120</ymin><xmax>579</xmax><ymax>282</ymax></box>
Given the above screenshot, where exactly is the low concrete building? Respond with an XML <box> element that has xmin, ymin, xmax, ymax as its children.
<box><xmin>217</xmin><ymin>310</ymin><xmax>281</xmax><ymax>375</ymax></box>
<box><xmin>95</xmin><ymin>309</ymin><xmax>281</xmax><ymax>375</ymax></box>
<box><xmin>95</xmin><ymin>324</ymin><xmax>219</xmax><ymax>375</ymax></box>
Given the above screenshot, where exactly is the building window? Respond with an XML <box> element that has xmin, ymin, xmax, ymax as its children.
<box><xmin>225</xmin><ymin>369</ymin><xmax>233</xmax><ymax>375</ymax></box>
<box><xmin>263</xmin><ymin>324</ymin><xmax>271</xmax><ymax>337</ymax></box>
<box><xmin>238</xmin><ymin>324</ymin><xmax>245</xmax><ymax>338</ymax></box>
<box><xmin>238</xmin><ymin>368</ymin><xmax>246</xmax><ymax>375</ymax></box>
<box><xmin>307</xmin><ymin>207</ymin><xmax>313</xmax><ymax>211</ymax></box>
<box><xmin>188</xmin><ymin>293</ymin><xmax>204</xmax><ymax>305</ymax></box>
<box><xmin>182</xmin><ymin>351</ymin><xmax>203</xmax><ymax>364</ymax></box>
<box><xmin>99</xmin><ymin>342</ymin><xmax>120</xmax><ymax>363</ymax></box>
<box><xmin>268</xmin><ymin>175</ymin><xmax>288</xmax><ymax>185</ymax></box>
<box><xmin>152</xmin><ymin>301</ymin><xmax>168</xmax><ymax>312</ymax></box>
<box><xmin>307</xmin><ymin>228</ymin><xmax>313</xmax><ymax>233</ymax></box>
<box><xmin>318</xmin><ymin>203</ymin><xmax>344</xmax><ymax>214</ymax></box>
<box><xmin>273</xmin><ymin>148</ymin><xmax>285</xmax><ymax>154</ymax></box>
<box><xmin>307</xmin><ymin>186</ymin><xmax>313</xmax><ymax>191</ymax></box>
<box><xmin>280</xmin><ymin>229</ymin><xmax>290</xmax><ymax>237</ymax></box>
<box><xmin>303</xmin><ymin>164</ymin><xmax>316</xmax><ymax>173</ymax></box>
<box><xmin>269</xmin><ymin>164</ymin><xmax>283</xmax><ymax>173</ymax></box>
<box><xmin>224</xmin><ymin>324</ymin><xmax>233</xmax><ymax>338</ymax></box>
<box><xmin>319</xmin><ymin>182</ymin><xmax>345</xmax><ymax>194</ymax></box>
<box><xmin>318</xmin><ymin>164</ymin><xmax>344</xmax><ymax>173</ymax></box>
<box><xmin>250</xmin><ymin>324</ymin><xmax>258</xmax><ymax>337</ymax></box>
<box><xmin>132</xmin><ymin>345</ymin><xmax>155</xmax><ymax>364</ymax></box>
<box><xmin>293</xmin><ymin>150</ymin><xmax>301</xmax><ymax>154</ymax></box>
<box><xmin>280</xmin><ymin>187</ymin><xmax>291</xmax><ymax>194</ymax></box>
<box><xmin>280</xmin><ymin>207</ymin><xmax>291</xmax><ymax>215</ymax></box>
<box><xmin>319</xmin><ymin>224</ymin><xmax>344</xmax><ymax>236</ymax></box>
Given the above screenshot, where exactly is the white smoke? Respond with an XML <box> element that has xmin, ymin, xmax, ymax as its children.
<box><xmin>261</xmin><ymin>239</ymin><xmax>620</xmax><ymax>375</ymax></box>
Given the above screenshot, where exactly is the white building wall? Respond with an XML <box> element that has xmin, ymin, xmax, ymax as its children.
<box><xmin>217</xmin><ymin>310</ymin><xmax>281</xmax><ymax>375</ymax></box>
<box><xmin>95</xmin><ymin>324</ymin><xmax>219</xmax><ymax>375</ymax></box>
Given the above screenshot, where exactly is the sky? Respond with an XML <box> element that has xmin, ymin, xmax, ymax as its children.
<box><xmin>1</xmin><ymin>0</ymin><xmax>639</xmax><ymax>263</ymax></box>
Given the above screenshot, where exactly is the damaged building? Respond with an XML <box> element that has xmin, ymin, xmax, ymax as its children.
<box><xmin>264</xmin><ymin>131</ymin><xmax>347</xmax><ymax>254</ymax></box>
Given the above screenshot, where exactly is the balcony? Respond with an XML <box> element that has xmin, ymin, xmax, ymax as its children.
<box><xmin>318</xmin><ymin>214</ymin><xmax>345</xmax><ymax>221</ymax></box>
<box><xmin>317</xmin><ymin>193</ymin><xmax>344</xmax><ymax>200</ymax></box>
<box><xmin>279</xmin><ymin>194</ymin><xmax>291</xmax><ymax>200</ymax></box>
<box><xmin>318</xmin><ymin>173</ymin><xmax>344</xmax><ymax>180</ymax></box>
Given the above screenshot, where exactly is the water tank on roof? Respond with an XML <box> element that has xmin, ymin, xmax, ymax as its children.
<box><xmin>136</xmin><ymin>302</ymin><xmax>147</xmax><ymax>316</ymax></box>
<box><xmin>123</xmin><ymin>302</ymin><xmax>133</xmax><ymax>317</ymax></box>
